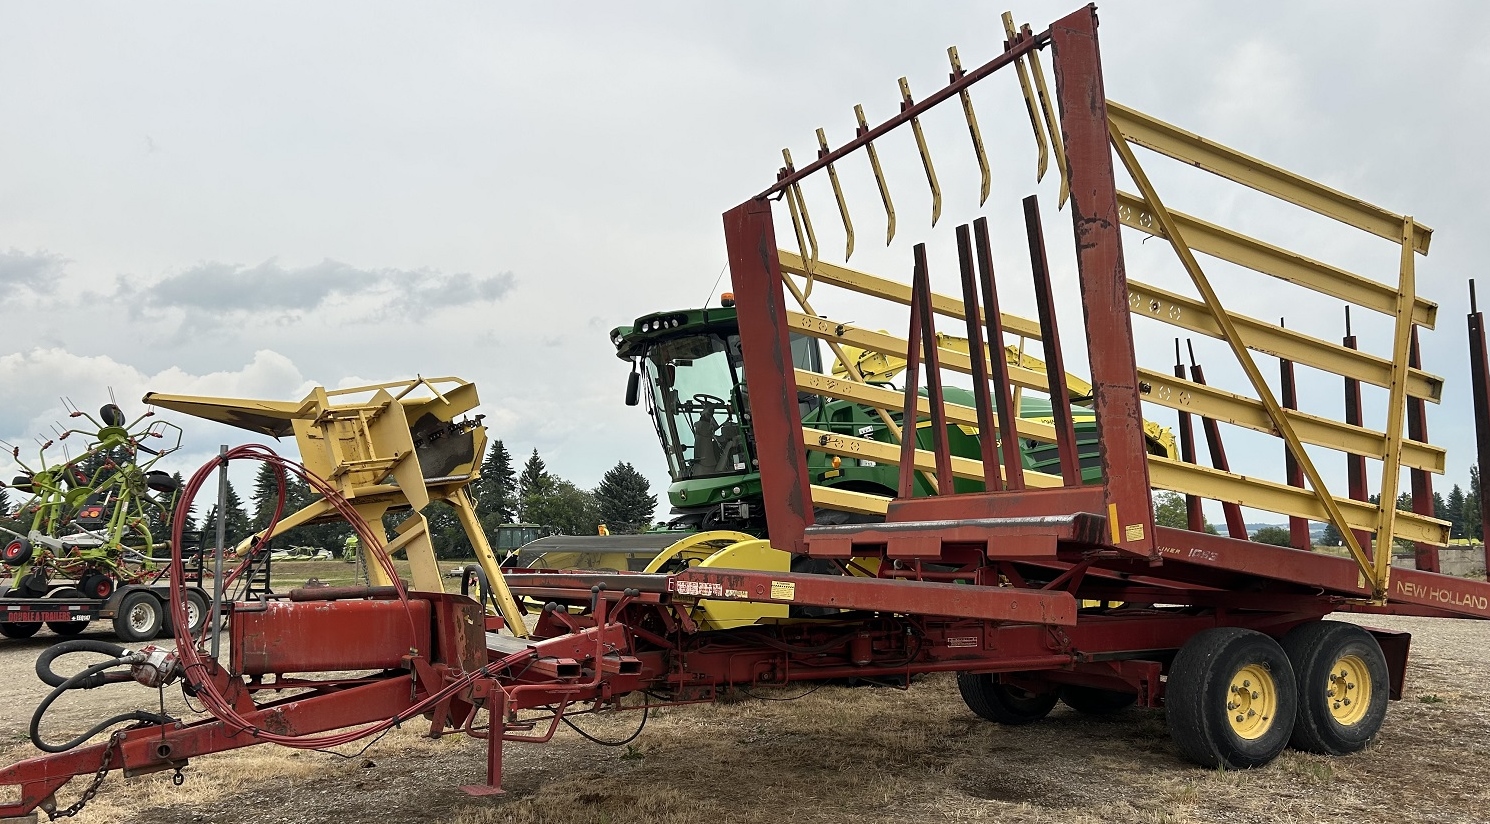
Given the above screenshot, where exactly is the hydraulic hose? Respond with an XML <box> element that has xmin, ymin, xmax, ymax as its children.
<box><xmin>35</xmin><ymin>640</ymin><xmax>130</xmax><ymax>688</ymax></box>
<box><xmin>29</xmin><ymin>657</ymin><xmax>172</xmax><ymax>753</ymax></box>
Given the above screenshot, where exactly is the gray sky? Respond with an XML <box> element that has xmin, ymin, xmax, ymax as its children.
<box><xmin>2</xmin><ymin>2</ymin><xmax>1487</xmax><ymax>525</ymax></box>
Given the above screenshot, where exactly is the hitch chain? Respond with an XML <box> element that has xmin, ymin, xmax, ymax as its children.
<box><xmin>49</xmin><ymin>731</ymin><xmax>123</xmax><ymax>820</ymax></box>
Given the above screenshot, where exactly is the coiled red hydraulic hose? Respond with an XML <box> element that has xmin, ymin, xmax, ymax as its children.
<box><xmin>165</xmin><ymin>445</ymin><xmax>427</xmax><ymax>748</ymax></box>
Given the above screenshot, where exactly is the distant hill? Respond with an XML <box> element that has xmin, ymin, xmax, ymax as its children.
<box><xmin>1244</xmin><ymin>521</ymin><xmax>1328</xmax><ymax>538</ymax></box>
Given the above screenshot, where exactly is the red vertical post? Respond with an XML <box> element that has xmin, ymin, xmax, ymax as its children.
<box><xmin>1023</xmin><ymin>196</ymin><xmax>1082</xmax><ymax>487</ymax></box>
<box><xmin>913</xmin><ymin>244</ymin><xmax>955</xmax><ymax>493</ymax></box>
<box><xmin>898</xmin><ymin>282</ymin><xmax>925</xmax><ymax>499</ymax></box>
<box><xmin>1406</xmin><ymin>327</ymin><xmax>1439</xmax><ymax>572</ymax></box>
<box><xmin>974</xmin><ymin>217</ymin><xmax>1026</xmax><ymax>491</ymax></box>
<box><xmin>956</xmin><ymin>223</ymin><xmax>1003</xmax><ymax>491</ymax></box>
<box><xmin>1342</xmin><ymin>312</ymin><xmax>1374</xmax><ymax>559</ymax></box>
<box><xmin>724</xmin><ymin>199</ymin><xmax>813</xmax><ymax>553</ymax></box>
<box><xmin>461</xmin><ymin>687</ymin><xmax>507</xmax><ymax>796</ymax></box>
<box><xmin>1189</xmin><ymin>351</ymin><xmax>1249</xmax><ymax>541</ymax></box>
<box><xmin>1050</xmin><ymin>7</ymin><xmax>1154</xmax><ymax>553</ymax></box>
<box><xmin>1467</xmin><ymin>281</ymin><xmax>1490</xmax><ymax>580</ymax></box>
<box><xmin>1174</xmin><ymin>340</ymin><xmax>1204</xmax><ymax>532</ymax></box>
<box><xmin>1279</xmin><ymin>321</ymin><xmax>1309</xmax><ymax>550</ymax></box>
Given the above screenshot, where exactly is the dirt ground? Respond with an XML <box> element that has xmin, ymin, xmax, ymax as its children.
<box><xmin>0</xmin><ymin>612</ymin><xmax>1486</xmax><ymax>824</ymax></box>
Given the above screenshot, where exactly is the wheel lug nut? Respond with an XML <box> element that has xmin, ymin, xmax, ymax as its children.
<box><xmin>1242</xmin><ymin>680</ymin><xmax>1250</xmax><ymax>688</ymax></box>
<box><xmin>1343</xmin><ymin>698</ymin><xmax>1351</xmax><ymax>706</ymax></box>
<box><xmin>1236</xmin><ymin>715</ymin><xmax>1245</xmax><ymax>722</ymax></box>
<box><xmin>1251</xmin><ymin>691</ymin><xmax>1259</xmax><ymax>699</ymax></box>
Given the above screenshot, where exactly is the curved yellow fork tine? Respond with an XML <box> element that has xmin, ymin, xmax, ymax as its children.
<box><xmin>817</xmin><ymin>127</ymin><xmax>855</xmax><ymax>261</ymax></box>
<box><xmin>899</xmin><ymin>76</ymin><xmax>942</xmax><ymax>227</ymax></box>
<box><xmin>1002</xmin><ymin>11</ymin><xmax>1048</xmax><ymax>183</ymax></box>
<box><xmin>949</xmin><ymin>46</ymin><xmax>992</xmax><ymax>207</ymax></box>
<box><xmin>856</xmin><ymin>104</ymin><xmax>896</xmax><ymax>246</ymax></box>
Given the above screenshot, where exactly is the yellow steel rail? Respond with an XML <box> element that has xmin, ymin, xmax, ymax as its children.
<box><xmin>811</xmin><ymin>484</ymin><xmax>890</xmax><ymax>516</ymax></box>
<box><xmin>795</xmin><ymin>368</ymin><xmax>1060</xmax><ymax>443</ymax></box>
<box><xmin>1135</xmin><ymin>367</ymin><xmax>1445</xmax><ymax>473</ymax></box>
<box><xmin>1116</xmin><ymin>191</ymin><xmax>1437</xmax><ymax>329</ymax></box>
<box><xmin>788</xmin><ymin>310</ymin><xmax>1053</xmax><ymax>393</ymax></box>
<box><xmin>1148</xmin><ymin>458</ymin><xmax>1447</xmax><ymax>546</ymax></box>
<box><xmin>779</xmin><ymin>251</ymin><xmax>1043</xmax><ymax>340</ymax></box>
<box><xmin>1107</xmin><ymin>101</ymin><xmax>1433</xmax><ymax>254</ymax></box>
<box><xmin>1126</xmin><ymin>279</ymin><xmax>1443</xmax><ymax>402</ymax></box>
<box><xmin>802</xmin><ymin>427</ymin><xmax>1064</xmax><ymax>489</ymax></box>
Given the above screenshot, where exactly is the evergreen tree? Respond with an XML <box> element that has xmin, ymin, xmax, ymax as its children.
<box><xmin>593</xmin><ymin>461</ymin><xmax>656</xmax><ymax>534</ymax></box>
<box><xmin>249</xmin><ymin>462</ymin><xmax>289</xmax><ymax>532</ymax></box>
<box><xmin>0</xmin><ymin>486</ymin><xmax>10</xmax><ymax>518</ymax></box>
<box><xmin>1466</xmin><ymin>465</ymin><xmax>1483</xmax><ymax>542</ymax></box>
<box><xmin>161</xmin><ymin>472</ymin><xmax>198</xmax><ymax>547</ymax></box>
<box><xmin>518</xmin><ymin>450</ymin><xmax>551</xmax><ymax>523</ymax></box>
<box><xmin>424</xmin><ymin>502</ymin><xmax>473</xmax><ymax>560</ymax></box>
<box><xmin>282</xmin><ymin>476</ymin><xmax>351</xmax><ymax>556</ymax></box>
<box><xmin>1447</xmin><ymin>484</ymin><xmax>1467</xmax><ymax>540</ymax></box>
<box><xmin>200</xmin><ymin>479</ymin><xmax>251</xmax><ymax>547</ymax></box>
<box><xmin>1320</xmin><ymin>520</ymin><xmax>1343</xmax><ymax>547</ymax></box>
<box><xmin>472</xmin><ymin>440</ymin><xmax>518</xmax><ymax>530</ymax></box>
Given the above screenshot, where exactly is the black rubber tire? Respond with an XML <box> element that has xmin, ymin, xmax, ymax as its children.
<box><xmin>2</xmin><ymin>538</ymin><xmax>32</xmax><ymax>566</ymax></box>
<box><xmin>145</xmin><ymin>471</ymin><xmax>179</xmax><ymax>494</ymax></box>
<box><xmin>957</xmin><ymin>672</ymin><xmax>1059</xmax><ymax>724</ymax></box>
<box><xmin>100</xmin><ymin>404</ymin><xmax>126</xmax><ymax>427</ymax></box>
<box><xmin>1166</xmin><ymin>627</ymin><xmax>1297</xmax><ymax>769</ymax></box>
<box><xmin>163</xmin><ymin>589</ymin><xmax>210</xmax><ymax>637</ymax></box>
<box><xmin>1061</xmin><ymin>685</ymin><xmax>1138</xmax><ymax>716</ymax></box>
<box><xmin>46</xmin><ymin>588</ymin><xmax>90</xmax><ymax>636</ymax></box>
<box><xmin>1280</xmin><ymin>620</ymin><xmax>1390</xmax><ymax>755</ymax></box>
<box><xmin>111</xmin><ymin>590</ymin><xmax>163</xmax><ymax>643</ymax></box>
<box><xmin>0</xmin><ymin>621</ymin><xmax>41</xmax><ymax>639</ymax></box>
<box><xmin>77</xmin><ymin>572</ymin><xmax>115</xmax><ymax>601</ymax></box>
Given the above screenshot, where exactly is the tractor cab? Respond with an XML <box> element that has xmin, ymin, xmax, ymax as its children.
<box><xmin>613</xmin><ymin>301</ymin><xmax>822</xmax><ymax>531</ymax></box>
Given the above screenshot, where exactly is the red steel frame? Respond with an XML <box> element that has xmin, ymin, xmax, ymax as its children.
<box><xmin>4</xmin><ymin>6</ymin><xmax>1490</xmax><ymax>818</ymax></box>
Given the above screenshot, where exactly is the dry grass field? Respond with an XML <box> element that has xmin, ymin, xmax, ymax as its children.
<box><xmin>0</xmin><ymin>611</ymin><xmax>1486</xmax><ymax>824</ymax></box>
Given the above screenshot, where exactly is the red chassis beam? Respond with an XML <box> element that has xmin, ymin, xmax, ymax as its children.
<box><xmin>671</xmin><ymin>567</ymin><xmax>1077</xmax><ymax>626</ymax></box>
<box><xmin>0</xmin><ymin>673</ymin><xmax>418</xmax><ymax>819</ymax></box>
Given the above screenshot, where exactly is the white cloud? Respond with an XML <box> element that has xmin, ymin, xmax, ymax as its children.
<box><xmin>0</xmin><ymin>348</ymin><xmax>315</xmax><ymax>480</ymax></box>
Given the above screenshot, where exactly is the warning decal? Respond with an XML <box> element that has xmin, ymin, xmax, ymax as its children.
<box><xmin>770</xmin><ymin>580</ymin><xmax>796</xmax><ymax>601</ymax></box>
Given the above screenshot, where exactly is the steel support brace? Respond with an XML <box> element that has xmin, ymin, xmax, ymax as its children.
<box><xmin>1406</xmin><ymin>329</ymin><xmax>1439</xmax><ymax>572</ymax></box>
<box><xmin>462</xmin><ymin>688</ymin><xmax>507</xmax><ymax>797</ymax></box>
<box><xmin>1469</xmin><ymin>282</ymin><xmax>1490</xmax><ymax>581</ymax></box>
<box><xmin>1049</xmin><ymin>7</ymin><xmax>1154</xmax><ymax>554</ymax></box>
<box><xmin>724</xmin><ymin>199</ymin><xmax>813</xmax><ymax>553</ymax></box>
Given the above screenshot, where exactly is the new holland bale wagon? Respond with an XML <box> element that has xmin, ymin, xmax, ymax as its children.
<box><xmin>1</xmin><ymin>6</ymin><xmax>1487</xmax><ymax>819</ymax></box>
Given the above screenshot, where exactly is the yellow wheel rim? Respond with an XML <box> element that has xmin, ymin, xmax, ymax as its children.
<box><xmin>1226</xmin><ymin>663</ymin><xmax>1279</xmax><ymax>740</ymax></box>
<box><xmin>1326</xmin><ymin>654</ymin><xmax>1371</xmax><ymax>727</ymax></box>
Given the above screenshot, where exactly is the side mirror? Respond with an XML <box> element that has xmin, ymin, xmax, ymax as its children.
<box><xmin>625</xmin><ymin>370</ymin><xmax>641</xmax><ymax>406</ymax></box>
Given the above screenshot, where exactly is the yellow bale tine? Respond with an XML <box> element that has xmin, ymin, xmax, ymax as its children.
<box><xmin>898</xmin><ymin>77</ymin><xmax>942</xmax><ymax>227</ymax></box>
<box><xmin>855</xmin><ymin>103</ymin><xmax>897</xmax><ymax>246</ymax></box>
<box><xmin>817</xmin><ymin>127</ymin><xmax>855</xmax><ymax>261</ymax></box>
<box><xmin>1027</xmin><ymin>44</ymin><xmax>1069</xmax><ymax>208</ymax></box>
<box><xmin>1002</xmin><ymin>11</ymin><xmax>1047</xmax><ymax>182</ymax></box>
<box><xmin>781</xmin><ymin>149</ymin><xmax>815</xmax><ymax>297</ymax></box>
<box><xmin>948</xmin><ymin>46</ymin><xmax>991</xmax><ymax>207</ymax></box>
